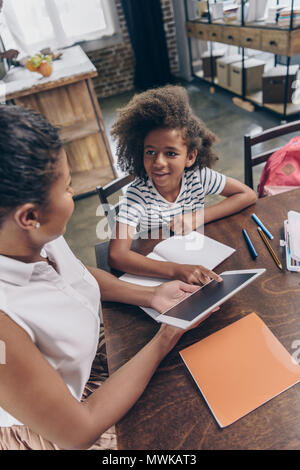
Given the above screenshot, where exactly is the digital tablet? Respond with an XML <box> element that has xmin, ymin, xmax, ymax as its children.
<box><xmin>156</xmin><ymin>269</ymin><xmax>266</xmax><ymax>329</ymax></box>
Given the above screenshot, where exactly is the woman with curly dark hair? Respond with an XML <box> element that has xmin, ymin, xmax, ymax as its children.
<box><xmin>109</xmin><ymin>85</ymin><xmax>256</xmax><ymax>284</ymax></box>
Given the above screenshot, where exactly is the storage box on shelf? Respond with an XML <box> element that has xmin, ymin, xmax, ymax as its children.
<box><xmin>216</xmin><ymin>55</ymin><xmax>243</xmax><ymax>89</ymax></box>
<box><xmin>262</xmin><ymin>65</ymin><xmax>299</xmax><ymax>103</ymax></box>
<box><xmin>229</xmin><ymin>58</ymin><xmax>265</xmax><ymax>95</ymax></box>
<box><xmin>201</xmin><ymin>50</ymin><xmax>225</xmax><ymax>78</ymax></box>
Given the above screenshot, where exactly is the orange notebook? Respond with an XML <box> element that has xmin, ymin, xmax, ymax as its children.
<box><xmin>180</xmin><ymin>313</ymin><xmax>300</xmax><ymax>428</ymax></box>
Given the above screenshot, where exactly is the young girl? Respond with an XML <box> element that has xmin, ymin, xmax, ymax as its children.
<box><xmin>0</xmin><ymin>104</ymin><xmax>210</xmax><ymax>450</ymax></box>
<box><xmin>109</xmin><ymin>85</ymin><xmax>256</xmax><ymax>284</ymax></box>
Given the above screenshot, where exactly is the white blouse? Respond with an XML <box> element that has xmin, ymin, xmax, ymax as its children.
<box><xmin>0</xmin><ymin>236</ymin><xmax>101</xmax><ymax>427</ymax></box>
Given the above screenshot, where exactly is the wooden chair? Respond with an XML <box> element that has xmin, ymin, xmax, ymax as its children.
<box><xmin>94</xmin><ymin>240</ymin><xmax>124</xmax><ymax>275</ymax></box>
<box><xmin>244</xmin><ymin>120</ymin><xmax>300</xmax><ymax>191</ymax></box>
<box><xmin>96</xmin><ymin>174</ymin><xmax>134</xmax><ymax>230</ymax></box>
<box><xmin>94</xmin><ymin>240</ymin><xmax>111</xmax><ymax>273</ymax></box>
<box><xmin>94</xmin><ymin>174</ymin><xmax>134</xmax><ymax>273</ymax></box>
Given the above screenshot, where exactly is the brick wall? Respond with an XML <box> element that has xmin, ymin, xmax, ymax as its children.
<box><xmin>87</xmin><ymin>0</ymin><xmax>179</xmax><ymax>99</ymax></box>
<box><xmin>161</xmin><ymin>0</ymin><xmax>179</xmax><ymax>76</ymax></box>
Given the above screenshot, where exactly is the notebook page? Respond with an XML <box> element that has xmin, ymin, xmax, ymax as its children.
<box><xmin>153</xmin><ymin>231</ymin><xmax>235</xmax><ymax>269</ymax></box>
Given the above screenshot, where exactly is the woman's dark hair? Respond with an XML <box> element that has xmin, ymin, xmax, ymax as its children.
<box><xmin>0</xmin><ymin>104</ymin><xmax>62</xmax><ymax>226</ymax></box>
<box><xmin>111</xmin><ymin>85</ymin><xmax>219</xmax><ymax>179</ymax></box>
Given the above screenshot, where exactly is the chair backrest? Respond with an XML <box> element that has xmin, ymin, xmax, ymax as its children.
<box><xmin>96</xmin><ymin>174</ymin><xmax>134</xmax><ymax>229</ymax></box>
<box><xmin>244</xmin><ymin>120</ymin><xmax>300</xmax><ymax>190</ymax></box>
<box><xmin>95</xmin><ymin>240</ymin><xmax>126</xmax><ymax>274</ymax></box>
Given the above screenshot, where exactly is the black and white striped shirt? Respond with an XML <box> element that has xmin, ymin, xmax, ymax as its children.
<box><xmin>117</xmin><ymin>167</ymin><xmax>226</xmax><ymax>232</ymax></box>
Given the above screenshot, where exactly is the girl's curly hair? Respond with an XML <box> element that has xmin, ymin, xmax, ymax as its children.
<box><xmin>111</xmin><ymin>85</ymin><xmax>219</xmax><ymax>179</ymax></box>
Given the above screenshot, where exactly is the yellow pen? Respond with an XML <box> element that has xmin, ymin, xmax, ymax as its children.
<box><xmin>257</xmin><ymin>227</ymin><xmax>282</xmax><ymax>270</ymax></box>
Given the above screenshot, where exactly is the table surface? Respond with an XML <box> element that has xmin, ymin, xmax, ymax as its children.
<box><xmin>1</xmin><ymin>46</ymin><xmax>97</xmax><ymax>100</ymax></box>
<box><xmin>102</xmin><ymin>189</ymin><xmax>300</xmax><ymax>450</ymax></box>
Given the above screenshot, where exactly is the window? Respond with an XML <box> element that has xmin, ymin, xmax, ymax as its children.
<box><xmin>1</xmin><ymin>0</ymin><xmax>118</xmax><ymax>55</ymax></box>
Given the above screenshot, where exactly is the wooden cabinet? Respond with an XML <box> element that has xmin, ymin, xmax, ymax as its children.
<box><xmin>290</xmin><ymin>29</ymin><xmax>300</xmax><ymax>55</ymax></box>
<box><xmin>3</xmin><ymin>46</ymin><xmax>116</xmax><ymax>198</ymax></box>
<box><xmin>186</xmin><ymin>20</ymin><xmax>300</xmax><ymax>118</ymax></box>
<box><xmin>239</xmin><ymin>28</ymin><xmax>261</xmax><ymax>50</ymax></box>
<box><xmin>186</xmin><ymin>21</ymin><xmax>195</xmax><ymax>37</ymax></box>
<box><xmin>207</xmin><ymin>25</ymin><xmax>223</xmax><ymax>42</ymax></box>
<box><xmin>186</xmin><ymin>21</ymin><xmax>300</xmax><ymax>55</ymax></box>
<box><xmin>193</xmin><ymin>23</ymin><xmax>210</xmax><ymax>41</ymax></box>
<box><xmin>222</xmin><ymin>26</ymin><xmax>241</xmax><ymax>46</ymax></box>
<box><xmin>261</xmin><ymin>29</ymin><xmax>289</xmax><ymax>55</ymax></box>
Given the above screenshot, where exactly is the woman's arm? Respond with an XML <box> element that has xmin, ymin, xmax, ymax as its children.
<box><xmin>204</xmin><ymin>176</ymin><xmax>256</xmax><ymax>224</ymax></box>
<box><xmin>108</xmin><ymin>223</ymin><xmax>221</xmax><ymax>285</ymax></box>
<box><xmin>0</xmin><ymin>310</ymin><xmax>193</xmax><ymax>450</ymax></box>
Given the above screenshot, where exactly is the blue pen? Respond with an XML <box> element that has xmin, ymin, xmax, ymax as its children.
<box><xmin>242</xmin><ymin>229</ymin><xmax>258</xmax><ymax>259</ymax></box>
<box><xmin>251</xmin><ymin>213</ymin><xmax>273</xmax><ymax>240</ymax></box>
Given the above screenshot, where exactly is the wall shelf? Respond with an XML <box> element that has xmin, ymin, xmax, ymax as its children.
<box><xmin>187</xmin><ymin>21</ymin><xmax>300</xmax><ymax>56</ymax></box>
<box><xmin>185</xmin><ymin>0</ymin><xmax>300</xmax><ymax>121</ymax></box>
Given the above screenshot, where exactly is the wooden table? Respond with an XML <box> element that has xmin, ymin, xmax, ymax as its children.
<box><xmin>2</xmin><ymin>46</ymin><xmax>116</xmax><ymax>197</ymax></box>
<box><xmin>103</xmin><ymin>189</ymin><xmax>300</xmax><ymax>450</ymax></box>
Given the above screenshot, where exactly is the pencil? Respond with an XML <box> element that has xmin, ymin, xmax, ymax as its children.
<box><xmin>257</xmin><ymin>227</ymin><xmax>282</xmax><ymax>270</ymax></box>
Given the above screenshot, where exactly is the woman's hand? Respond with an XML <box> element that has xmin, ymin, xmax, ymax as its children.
<box><xmin>151</xmin><ymin>280</ymin><xmax>200</xmax><ymax>314</ymax></box>
<box><xmin>172</xmin><ymin>263</ymin><xmax>223</xmax><ymax>285</ymax></box>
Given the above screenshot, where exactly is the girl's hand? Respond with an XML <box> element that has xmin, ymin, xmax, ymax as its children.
<box><xmin>172</xmin><ymin>263</ymin><xmax>222</xmax><ymax>285</ymax></box>
<box><xmin>169</xmin><ymin>213</ymin><xmax>194</xmax><ymax>235</ymax></box>
<box><xmin>169</xmin><ymin>210</ymin><xmax>203</xmax><ymax>235</ymax></box>
<box><xmin>151</xmin><ymin>280</ymin><xmax>200</xmax><ymax>314</ymax></box>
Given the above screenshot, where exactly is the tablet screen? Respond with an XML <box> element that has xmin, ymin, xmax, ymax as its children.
<box><xmin>161</xmin><ymin>272</ymin><xmax>258</xmax><ymax>322</ymax></box>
